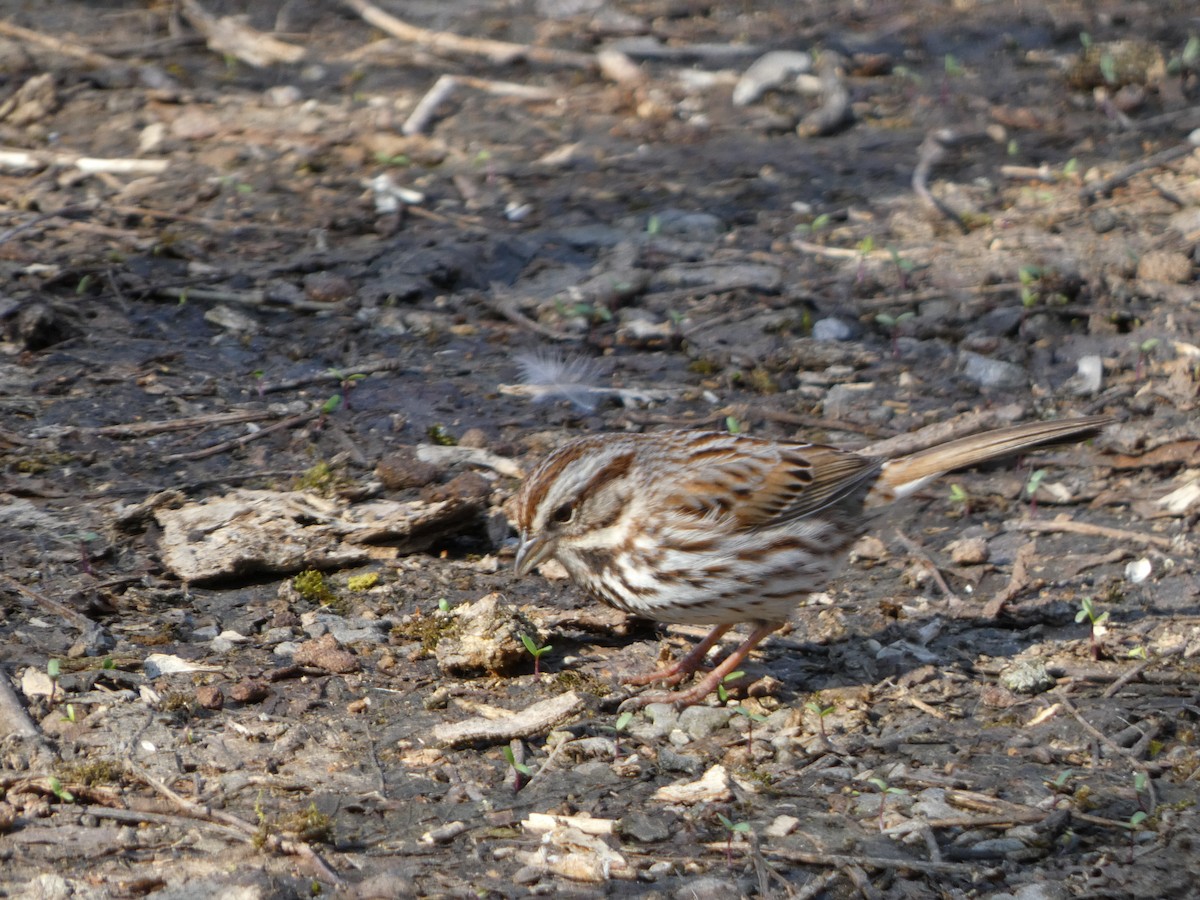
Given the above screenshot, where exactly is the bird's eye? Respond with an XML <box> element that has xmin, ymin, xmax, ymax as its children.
<box><xmin>550</xmin><ymin>503</ymin><xmax>574</xmax><ymax>524</ymax></box>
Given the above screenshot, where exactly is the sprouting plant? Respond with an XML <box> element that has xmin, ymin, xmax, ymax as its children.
<box><xmin>725</xmin><ymin>416</ymin><xmax>742</xmax><ymax>435</ymax></box>
<box><xmin>867</xmin><ymin>776</ymin><xmax>908</xmax><ymax>832</ymax></box>
<box><xmin>520</xmin><ymin>634</ymin><xmax>553</xmax><ymax>678</ymax></box>
<box><xmin>1025</xmin><ymin>468</ymin><xmax>1047</xmax><ymax>513</ymax></box>
<box><xmin>944</xmin><ymin>54</ymin><xmax>965</xmax><ymax>77</ymax></box>
<box><xmin>426</xmin><ymin>424</ymin><xmax>456</xmax><ymax>446</ymax></box>
<box><xmin>875</xmin><ymin>311</ymin><xmax>915</xmax><ymax>358</ymax></box>
<box><xmin>326</xmin><ymin>368</ymin><xmax>367</xmax><ymax>410</ymax></box>
<box><xmin>804</xmin><ymin>698</ymin><xmax>837</xmax><ymax>742</ymax></box>
<box><xmin>715</xmin><ymin>812</ymin><xmax>752</xmax><ymax>865</ymax></box>
<box><xmin>1047</xmin><ymin>769</ymin><xmax>1074</xmax><ymax>793</ymax></box>
<box><xmin>1063</xmin><ymin>158</ymin><xmax>1080</xmax><ymax>179</ymax></box>
<box><xmin>1007</xmin><ymin>138</ymin><xmax>1020</xmax><ymax>157</ymax></box>
<box><xmin>62</xmin><ymin>704</ymin><xmax>76</xmax><ymax>724</ymax></box>
<box><xmin>502</xmin><ymin>744</ymin><xmax>532</xmax><ymax>792</ymax></box>
<box><xmin>716</xmin><ymin>670</ymin><xmax>745</xmax><ymax>704</ymax></box>
<box><xmin>47</xmin><ymin>776</ymin><xmax>75</xmax><ymax>803</ymax></box>
<box><xmin>1135</xmin><ymin>338</ymin><xmax>1160</xmax><ymax>381</ymax></box>
<box><xmin>646</xmin><ymin>214</ymin><xmax>661</xmax><ymax>235</ymax></box>
<box><xmin>437</xmin><ymin>597</ymin><xmax>451</xmax><ymax>613</ymax></box>
<box><xmin>887</xmin><ymin>247</ymin><xmax>916</xmax><ymax>291</ymax></box>
<box><xmin>47</xmin><ymin>658</ymin><xmax>61</xmax><ymax>703</ymax></box>
<box><xmin>948</xmin><ymin>483</ymin><xmax>971</xmax><ymax>516</ymax></box>
<box><xmin>613</xmin><ymin>710</ymin><xmax>634</xmax><ymax>761</ymax></box>
<box><xmin>1133</xmin><ymin>772</ymin><xmax>1150</xmax><ymax>814</ymax></box>
<box><xmin>1075</xmin><ymin>596</ymin><xmax>1109</xmax><ymax>660</ymax></box>
<box><xmin>1127</xmin><ymin>645</ymin><xmax>1148</xmax><ymax>660</ymax></box>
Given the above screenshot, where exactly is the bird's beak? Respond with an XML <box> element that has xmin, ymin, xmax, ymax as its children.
<box><xmin>514</xmin><ymin>532</ymin><xmax>554</xmax><ymax>576</ymax></box>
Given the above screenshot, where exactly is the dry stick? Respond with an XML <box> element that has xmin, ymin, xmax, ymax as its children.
<box><xmin>761</xmin><ymin>846</ymin><xmax>981</xmax><ymax>876</ymax></box>
<box><xmin>912</xmin><ymin>129</ymin><xmax>971</xmax><ymax>234</ymax></box>
<box><xmin>893</xmin><ymin>528</ymin><xmax>959</xmax><ymax>602</ymax></box>
<box><xmin>162</xmin><ymin>410</ymin><xmax>321</xmax><ymax>462</ymax></box>
<box><xmin>1080</xmin><ymin>141</ymin><xmax>1198</xmax><ymax>203</ymax></box>
<box><xmin>0</xmin><ymin>20</ymin><xmax>120</xmax><ymax>67</ymax></box>
<box><xmin>84</xmin><ymin>409</ymin><xmax>281</xmax><ymax>439</ymax></box>
<box><xmin>342</xmin><ymin>0</ymin><xmax>595</xmax><ymax>69</ymax></box>
<box><xmin>0</xmin><ymin>147</ymin><xmax>168</xmax><ymax>175</ymax></box>
<box><xmin>402</xmin><ymin>75</ymin><xmax>559</xmax><ymax>136</ymax></box>
<box><xmin>128</xmin><ymin>763</ymin><xmax>343</xmax><ymax>884</ymax></box>
<box><xmin>1053</xmin><ymin>692</ymin><xmax>1158</xmax><ymax>813</ymax></box>
<box><xmin>982</xmin><ymin>540</ymin><xmax>1037</xmax><ymax>618</ymax></box>
<box><xmin>1101</xmin><ymin>646</ymin><xmax>1182</xmax><ymax>699</ymax></box>
<box><xmin>151</xmin><ymin>285</ymin><xmax>336</xmax><ymax>312</ymax></box>
<box><xmin>1011</xmin><ymin>516</ymin><xmax>1179</xmax><ymax>552</ymax></box>
<box><xmin>0</xmin><ymin>574</ymin><xmax>95</xmax><ymax>633</ymax></box>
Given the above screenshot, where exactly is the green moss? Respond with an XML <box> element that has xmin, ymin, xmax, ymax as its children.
<box><xmin>347</xmin><ymin>573</ymin><xmax>380</xmax><ymax>592</ymax></box>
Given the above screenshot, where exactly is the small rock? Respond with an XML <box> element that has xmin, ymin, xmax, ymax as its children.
<box><xmin>264</xmin><ymin>84</ymin><xmax>302</xmax><ymax>107</ymax></box>
<box><xmin>195</xmin><ymin>684</ymin><xmax>224</xmax><ymax>710</ymax></box>
<box><xmin>672</xmin><ymin>876</ymin><xmax>742</xmax><ymax>900</ymax></box>
<box><xmin>1137</xmin><ymin>249</ymin><xmax>1192</xmax><ymax>284</ymax></box>
<box><xmin>999</xmin><ymin>659</ymin><xmax>1054</xmax><ymax>695</ymax></box>
<box><xmin>946</xmin><ymin>537</ymin><xmax>988</xmax><ymax>565</ymax></box>
<box><xmin>970</xmin><ymin>837</ymin><xmax>1026</xmax><ymax>855</ymax></box>
<box><xmin>512</xmin><ymin>865</ymin><xmax>543</xmax><ymax>885</ymax></box>
<box><xmin>620</xmin><ymin>811</ymin><xmax>673</xmax><ymax>843</ymax></box>
<box><xmin>764</xmin><ymin>814</ymin><xmax>799</xmax><ymax>837</ymax></box>
<box><xmin>376</xmin><ymin>449</ymin><xmax>440</xmax><ymax>490</ymax></box>
<box><xmin>229</xmin><ymin>679</ymin><xmax>270</xmax><ymax>704</ymax></box>
<box><xmin>678</xmin><ymin>705</ymin><xmax>733</xmax><ymax>739</ymax></box>
<box><xmin>436</xmin><ymin>592</ymin><xmax>540</xmax><ymax>676</ymax></box>
<box><xmin>1089</xmin><ymin>208</ymin><xmax>1118</xmax><ymax>233</ymax></box>
<box><xmin>652</xmin><ymin>209</ymin><xmax>723</xmax><ymax>240</ymax></box>
<box><xmin>422</xmin><ymin>470</ymin><xmax>491</xmax><ymax>504</ymax></box>
<box><xmin>658</xmin><ymin>746</ymin><xmax>704</xmax><ymax>775</ymax></box>
<box><xmin>294</xmin><ymin>633</ymin><xmax>360</xmax><ymax>674</ymax></box>
<box><xmin>823</xmin><ymin>382</ymin><xmax>875</xmax><ymax>420</ymax></box>
<box><xmin>458</xmin><ymin>428</ymin><xmax>489</xmax><ymax>449</ymax></box>
<box><xmin>303</xmin><ymin>272</ymin><xmax>355</xmax><ymax>303</ymax></box>
<box><xmin>960</xmin><ymin>351</ymin><xmax>1027</xmax><ymax>389</ymax></box>
<box><xmin>812</xmin><ymin>317</ymin><xmax>853</xmax><ymax>341</ymax></box>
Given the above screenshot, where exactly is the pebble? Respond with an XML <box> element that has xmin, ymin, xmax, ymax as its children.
<box><xmin>946</xmin><ymin>537</ymin><xmax>988</xmax><ymax>565</ymax></box>
<box><xmin>620</xmin><ymin>811</ymin><xmax>673</xmax><ymax>843</ymax></box>
<box><xmin>658</xmin><ymin>746</ymin><xmax>704</xmax><ymax>775</ymax></box>
<box><xmin>999</xmin><ymin>659</ymin><xmax>1055</xmax><ymax>695</ymax></box>
<box><xmin>674</xmin><ymin>876</ymin><xmax>743</xmax><ymax>900</ymax></box>
<box><xmin>812</xmin><ymin>317</ymin><xmax>853</xmax><ymax>341</ymax></box>
<box><xmin>1137</xmin><ymin>249</ymin><xmax>1192</xmax><ymax>283</ymax></box>
<box><xmin>960</xmin><ymin>351</ymin><xmax>1027</xmax><ymax>389</ymax></box>
<box><xmin>652</xmin><ymin>209</ymin><xmax>724</xmax><ymax>240</ymax></box>
<box><xmin>677</xmin><ymin>705</ymin><xmax>732</xmax><ymax>739</ymax></box>
<box><xmin>301</xmin><ymin>612</ymin><xmax>387</xmax><ymax>645</ymax></box>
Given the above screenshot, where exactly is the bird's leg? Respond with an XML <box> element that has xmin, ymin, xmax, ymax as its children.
<box><xmin>622</xmin><ymin>623</ymin><xmax>733</xmax><ymax>687</ymax></box>
<box><xmin>621</xmin><ymin>621</ymin><xmax>783</xmax><ymax>709</ymax></box>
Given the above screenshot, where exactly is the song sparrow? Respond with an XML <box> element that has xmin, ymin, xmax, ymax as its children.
<box><xmin>510</xmin><ymin>416</ymin><xmax>1110</xmax><ymax>707</ymax></box>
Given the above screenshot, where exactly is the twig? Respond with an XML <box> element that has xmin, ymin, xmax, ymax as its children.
<box><xmin>341</xmin><ymin>0</ymin><xmax>594</xmax><ymax>69</ymax></box>
<box><xmin>128</xmin><ymin>763</ymin><xmax>343</xmax><ymax>884</ymax></box>
<box><xmin>0</xmin><ymin>20</ymin><xmax>119</xmax><ymax>67</ymax></box>
<box><xmin>1080</xmin><ymin>141</ymin><xmax>1198</xmax><ymax>203</ymax></box>
<box><xmin>982</xmin><ymin>540</ymin><xmax>1036</xmax><ymax>618</ymax></box>
<box><xmin>0</xmin><ymin>147</ymin><xmax>168</xmax><ymax>175</ymax></box>
<box><xmin>894</xmin><ymin>529</ymin><xmax>959</xmax><ymax>601</ymax></box>
<box><xmin>763</xmin><ymin>846</ymin><xmax>983</xmax><ymax>875</ymax></box>
<box><xmin>162</xmin><ymin>410</ymin><xmax>320</xmax><ymax>462</ymax></box>
<box><xmin>1102</xmin><ymin>646</ymin><xmax>1183</xmax><ymax>699</ymax></box>
<box><xmin>1053</xmin><ymin>692</ymin><xmax>1157</xmax><ymax>812</ymax></box>
<box><xmin>1010</xmin><ymin>516</ymin><xmax>1178</xmax><ymax>551</ymax></box>
<box><xmin>912</xmin><ymin>129</ymin><xmax>974</xmax><ymax>234</ymax></box>
<box><xmin>84</xmin><ymin>410</ymin><xmax>280</xmax><ymax>439</ymax></box>
<box><xmin>402</xmin><ymin>74</ymin><xmax>559</xmax><ymax>136</ymax></box>
<box><xmin>0</xmin><ymin>574</ymin><xmax>96</xmax><ymax>633</ymax></box>
<box><xmin>179</xmin><ymin>0</ymin><xmax>305</xmax><ymax>67</ymax></box>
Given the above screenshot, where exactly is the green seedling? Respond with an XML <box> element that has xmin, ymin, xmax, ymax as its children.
<box><xmin>1135</xmin><ymin>338</ymin><xmax>1160</xmax><ymax>381</ymax></box>
<box><xmin>47</xmin><ymin>776</ymin><xmax>74</xmax><ymax>803</ymax></box>
<box><xmin>1075</xmin><ymin>596</ymin><xmax>1109</xmax><ymax>660</ymax></box>
<box><xmin>805</xmin><ymin>699</ymin><xmax>837</xmax><ymax>742</ymax></box>
<box><xmin>47</xmin><ymin>658</ymin><xmax>61</xmax><ymax>704</ymax></box>
<box><xmin>437</xmin><ymin>598</ymin><xmax>451</xmax><ymax>613</ymax></box>
<box><xmin>502</xmin><ymin>744</ymin><xmax>532</xmax><ymax>792</ymax></box>
<box><xmin>520</xmin><ymin>634</ymin><xmax>553</xmax><ymax>678</ymax></box>
<box><xmin>948</xmin><ymin>483</ymin><xmax>970</xmax><ymax>515</ymax></box>
<box><xmin>715</xmin><ymin>812</ymin><xmax>752</xmax><ymax>865</ymax></box>
<box><xmin>716</xmin><ymin>670</ymin><xmax>746</xmax><ymax>704</ymax></box>
<box><xmin>1025</xmin><ymin>468</ymin><xmax>1047</xmax><ymax>513</ymax></box>
<box><xmin>646</xmin><ymin>214</ymin><xmax>661</xmax><ymax>235</ymax></box>
<box><xmin>875</xmin><ymin>311</ymin><xmax>915</xmax><ymax>358</ymax></box>
<box><xmin>867</xmin><ymin>776</ymin><xmax>908</xmax><ymax>832</ymax></box>
<box><xmin>725</xmin><ymin>416</ymin><xmax>742</xmax><ymax>435</ymax></box>
<box><xmin>888</xmin><ymin>247</ymin><xmax>916</xmax><ymax>291</ymax></box>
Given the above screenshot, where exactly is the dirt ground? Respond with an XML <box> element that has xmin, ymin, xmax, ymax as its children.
<box><xmin>1</xmin><ymin>1</ymin><xmax>1199</xmax><ymax>897</ymax></box>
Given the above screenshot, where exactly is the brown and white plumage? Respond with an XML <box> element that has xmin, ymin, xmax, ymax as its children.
<box><xmin>510</xmin><ymin>417</ymin><xmax>1110</xmax><ymax>706</ymax></box>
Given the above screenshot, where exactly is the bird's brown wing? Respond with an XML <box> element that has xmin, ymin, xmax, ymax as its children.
<box><xmin>662</xmin><ymin>436</ymin><xmax>883</xmax><ymax>531</ymax></box>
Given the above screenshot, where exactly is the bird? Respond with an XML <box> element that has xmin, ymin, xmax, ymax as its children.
<box><xmin>509</xmin><ymin>416</ymin><xmax>1111</xmax><ymax>707</ymax></box>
